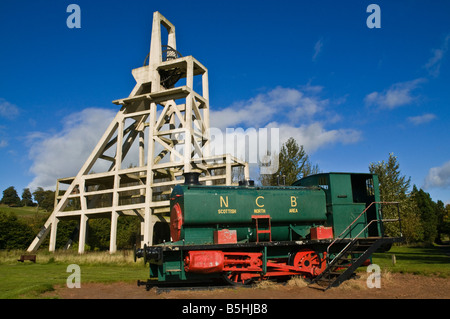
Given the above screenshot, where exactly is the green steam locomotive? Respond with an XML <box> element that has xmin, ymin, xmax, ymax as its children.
<box><xmin>135</xmin><ymin>172</ymin><xmax>402</xmax><ymax>289</ymax></box>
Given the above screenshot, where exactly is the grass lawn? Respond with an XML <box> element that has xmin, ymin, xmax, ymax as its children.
<box><xmin>372</xmin><ymin>244</ymin><xmax>450</xmax><ymax>277</ymax></box>
<box><xmin>0</xmin><ymin>204</ymin><xmax>48</xmax><ymax>217</ymax></box>
<box><xmin>0</xmin><ymin>250</ymin><xmax>149</xmax><ymax>299</ymax></box>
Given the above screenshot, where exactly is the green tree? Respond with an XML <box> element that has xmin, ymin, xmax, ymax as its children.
<box><xmin>435</xmin><ymin>200</ymin><xmax>447</xmax><ymax>244</ymax></box>
<box><xmin>88</xmin><ymin>219</ymin><xmax>111</xmax><ymax>250</ymax></box>
<box><xmin>32</xmin><ymin>187</ymin><xmax>55</xmax><ymax>212</ymax></box>
<box><xmin>369</xmin><ymin>153</ymin><xmax>423</xmax><ymax>243</ymax></box>
<box><xmin>411</xmin><ymin>186</ymin><xmax>439</xmax><ymax>244</ymax></box>
<box><xmin>369</xmin><ymin>153</ymin><xmax>411</xmax><ymax>201</ymax></box>
<box><xmin>81</xmin><ymin>216</ymin><xmax>141</xmax><ymax>251</ymax></box>
<box><xmin>0</xmin><ymin>186</ymin><xmax>21</xmax><ymax>206</ymax></box>
<box><xmin>21</xmin><ymin>188</ymin><xmax>34</xmax><ymax>207</ymax></box>
<box><xmin>260</xmin><ymin>137</ymin><xmax>319</xmax><ymax>186</ymax></box>
<box><xmin>117</xmin><ymin>216</ymin><xmax>141</xmax><ymax>249</ymax></box>
<box><xmin>442</xmin><ymin>204</ymin><xmax>450</xmax><ymax>241</ymax></box>
<box><xmin>0</xmin><ymin>212</ymin><xmax>34</xmax><ymax>249</ymax></box>
<box><xmin>32</xmin><ymin>187</ymin><xmax>46</xmax><ymax>206</ymax></box>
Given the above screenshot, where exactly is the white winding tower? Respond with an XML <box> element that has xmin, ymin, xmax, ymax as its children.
<box><xmin>27</xmin><ymin>12</ymin><xmax>249</xmax><ymax>254</ymax></box>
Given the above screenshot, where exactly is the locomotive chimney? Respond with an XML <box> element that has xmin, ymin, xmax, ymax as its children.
<box><xmin>183</xmin><ymin>172</ymin><xmax>201</xmax><ymax>185</ymax></box>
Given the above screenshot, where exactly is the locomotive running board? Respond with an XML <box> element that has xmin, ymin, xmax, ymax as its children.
<box><xmin>147</xmin><ymin>238</ymin><xmax>334</xmax><ymax>252</ymax></box>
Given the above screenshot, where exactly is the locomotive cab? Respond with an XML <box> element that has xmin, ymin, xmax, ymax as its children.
<box><xmin>293</xmin><ymin>173</ymin><xmax>382</xmax><ymax>238</ymax></box>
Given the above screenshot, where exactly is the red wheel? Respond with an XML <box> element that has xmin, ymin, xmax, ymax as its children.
<box><xmin>292</xmin><ymin>250</ymin><xmax>326</xmax><ymax>277</ymax></box>
<box><xmin>222</xmin><ymin>272</ymin><xmax>254</xmax><ymax>286</ymax></box>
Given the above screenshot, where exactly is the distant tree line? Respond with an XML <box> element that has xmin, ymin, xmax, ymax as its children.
<box><xmin>0</xmin><ymin>187</ymin><xmax>140</xmax><ymax>251</ymax></box>
<box><xmin>0</xmin><ymin>209</ymin><xmax>141</xmax><ymax>251</ymax></box>
<box><xmin>0</xmin><ymin>186</ymin><xmax>55</xmax><ymax>212</ymax></box>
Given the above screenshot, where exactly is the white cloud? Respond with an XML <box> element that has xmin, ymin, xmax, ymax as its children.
<box><xmin>270</xmin><ymin>122</ymin><xmax>361</xmax><ymax>154</ymax></box>
<box><xmin>364</xmin><ymin>78</ymin><xmax>425</xmax><ymax>109</ymax></box>
<box><xmin>210</xmin><ymin>86</ymin><xmax>328</xmax><ymax>130</ymax></box>
<box><xmin>407</xmin><ymin>113</ymin><xmax>437</xmax><ymax>125</ymax></box>
<box><xmin>27</xmin><ymin>108</ymin><xmax>116</xmax><ymax>190</ymax></box>
<box><xmin>312</xmin><ymin>38</ymin><xmax>324</xmax><ymax>61</ymax></box>
<box><xmin>0</xmin><ymin>98</ymin><xmax>20</xmax><ymax>119</ymax></box>
<box><xmin>424</xmin><ymin>34</ymin><xmax>450</xmax><ymax>77</ymax></box>
<box><xmin>424</xmin><ymin>160</ymin><xmax>450</xmax><ymax>189</ymax></box>
<box><xmin>209</xmin><ymin>86</ymin><xmax>361</xmax><ymax>166</ymax></box>
<box><xmin>0</xmin><ymin>100</ymin><xmax>19</xmax><ymax>149</ymax></box>
<box><xmin>207</xmin><ymin>121</ymin><xmax>361</xmax><ymax>176</ymax></box>
<box><xmin>211</xmin><ymin>87</ymin><xmax>306</xmax><ymax>129</ymax></box>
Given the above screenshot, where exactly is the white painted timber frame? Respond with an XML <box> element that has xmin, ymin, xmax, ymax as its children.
<box><xmin>27</xmin><ymin>12</ymin><xmax>249</xmax><ymax>254</ymax></box>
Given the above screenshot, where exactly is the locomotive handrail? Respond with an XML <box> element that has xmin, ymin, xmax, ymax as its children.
<box><xmin>326</xmin><ymin>201</ymin><xmax>401</xmax><ymax>265</ymax></box>
<box><xmin>326</xmin><ymin>218</ymin><xmax>399</xmax><ymax>266</ymax></box>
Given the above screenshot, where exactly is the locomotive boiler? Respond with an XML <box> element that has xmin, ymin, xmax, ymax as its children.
<box><xmin>170</xmin><ymin>181</ymin><xmax>328</xmax><ymax>244</ymax></box>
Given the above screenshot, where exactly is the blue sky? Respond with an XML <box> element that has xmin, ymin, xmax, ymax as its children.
<box><xmin>0</xmin><ymin>0</ymin><xmax>449</xmax><ymax>204</ymax></box>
